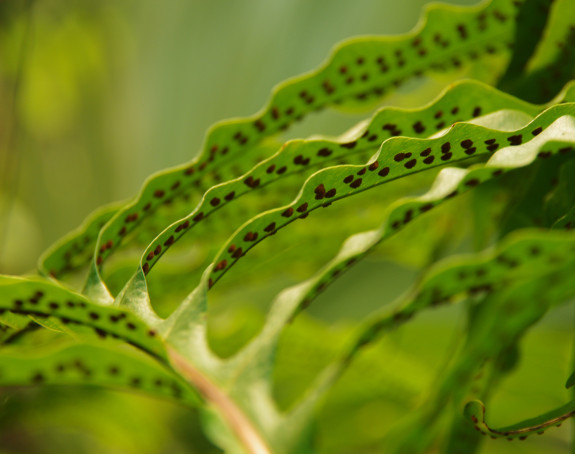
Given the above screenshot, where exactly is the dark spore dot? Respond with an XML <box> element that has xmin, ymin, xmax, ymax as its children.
<box><xmin>464</xmin><ymin>147</ymin><xmax>477</xmax><ymax>155</ymax></box>
<box><xmin>277</xmin><ymin>166</ymin><xmax>287</xmax><ymax>175</ymax></box>
<box><xmin>423</xmin><ymin>156</ymin><xmax>435</xmax><ymax>165</ymax></box>
<box><xmin>109</xmin><ymin>366</ymin><xmax>119</xmax><ymax>375</ymax></box>
<box><xmin>126</xmin><ymin>322</ymin><xmax>136</xmax><ymax>330</ymax></box>
<box><xmin>298</xmin><ymin>212</ymin><xmax>309</xmax><ymax>219</ymax></box>
<box><xmin>472</xmin><ymin>107</ymin><xmax>482</xmax><ymax>117</ymax></box>
<box><xmin>254</xmin><ymin>119</ymin><xmax>266</xmax><ymax>132</ymax></box>
<box><xmin>282</xmin><ymin>207</ymin><xmax>294</xmax><ymax>217</ymax></box>
<box><xmin>413</xmin><ymin>121</ymin><xmax>425</xmax><ymax>133</ymax></box>
<box><xmin>451</xmin><ymin>106</ymin><xmax>459</xmax><ymax>115</ymax></box>
<box><xmin>228</xmin><ymin>244</ymin><xmax>236</xmax><ymax>253</ymax></box>
<box><xmin>294</xmin><ymin>155</ymin><xmax>304</xmax><ymax>165</ymax></box>
<box><xmin>434</xmin><ymin>110</ymin><xmax>443</xmax><ymax>119</ymax></box>
<box><xmin>394</xmin><ymin>152</ymin><xmax>407</xmax><ymax>162</ymax></box>
<box><xmin>484</xmin><ymin>138</ymin><xmax>496</xmax><ymax>145</ymax></box>
<box><xmin>487</xmin><ymin>143</ymin><xmax>499</xmax><ymax>152</ymax></box>
<box><xmin>49</xmin><ymin>302</ymin><xmax>59</xmax><ymax>310</ymax></box>
<box><xmin>345</xmin><ymin>76</ymin><xmax>354</xmax><ymax>85</ymax></box>
<box><xmin>31</xmin><ymin>373</ymin><xmax>45</xmax><ymax>384</ymax></box>
<box><xmin>378</xmin><ymin>167</ymin><xmax>390</xmax><ymax>177</ymax></box>
<box><xmin>441</xmin><ymin>142</ymin><xmax>451</xmax><ymax>154</ymax></box>
<box><xmin>538</xmin><ymin>151</ymin><xmax>552</xmax><ymax>159</ymax></box>
<box><xmin>529</xmin><ymin>246</ymin><xmax>541</xmax><ymax>256</ymax></box>
<box><xmin>244</xmin><ymin>176</ymin><xmax>255</xmax><ymax>187</ymax></box>
<box><xmin>560</xmin><ymin>147</ymin><xmax>573</xmax><ymax>154</ymax></box>
<box><xmin>392</xmin><ymin>220</ymin><xmax>401</xmax><ymax>229</ymax></box>
<box><xmin>89</xmin><ymin>312</ymin><xmax>100</xmax><ymax>320</ymax></box>
<box><xmin>405</xmin><ymin>159</ymin><xmax>417</xmax><ymax>169</ymax></box>
<box><xmin>143</xmin><ymin>203</ymin><xmax>151</xmax><ymax>212</ymax></box>
<box><xmin>264</xmin><ymin>222</ymin><xmax>276</xmax><ymax>233</ymax></box>
<box><xmin>369</xmin><ymin>161</ymin><xmax>379</xmax><ymax>171</ymax></box>
<box><xmin>171</xmin><ymin>181</ymin><xmax>181</xmax><ymax>191</ymax></box>
<box><xmin>350</xmin><ymin>178</ymin><xmax>363</xmax><ymax>189</ymax></box>
<box><xmin>325</xmin><ymin>188</ymin><xmax>336</xmax><ymax>198</ymax></box>
<box><xmin>131</xmin><ymin>377</ymin><xmax>141</xmax><ymax>387</ymax></box>
<box><xmin>344</xmin><ymin>175</ymin><xmax>354</xmax><ymax>184</ymax></box>
<box><xmin>66</xmin><ymin>301</ymin><xmax>75</xmax><ymax>308</ymax></box>
<box><xmin>420</xmin><ymin>148</ymin><xmax>432</xmax><ymax>157</ymax></box>
<box><xmin>341</xmin><ymin>141</ymin><xmax>357</xmax><ymax>149</ymax></box>
<box><xmin>153</xmin><ymin>189</ymin><xmax>165</xmax><ymax>198</ymax></box>
<box><xmin>446</xmin><ymin>191</ymin><xmax>458</xmax><ymax>199</ymax></box>
<box><xmin>492</xmin><ymin>169</ymin><xmax>503</xmax><ymax>177</ymax></box>
<box><xmin>142</xmin><ymin>263</ymin><xmax>149</xmax><ymax>274</ymax></box>
<box><xmin>420</xmin><ymin>203</ymin><xmax>433</xmax><ymax>212</ymax></box>
<box><xmin>441</xmin><ymin>152</ymin><xmax>452</xmax><ymax>161</ymax></box>
<box><xmin>465</xmin><ymin>178</ymin><xmax>480</xmax><ymax>187</ymax></box>
<box><xmin>193</xmin><ymin>212</ymin><xmax>204</xmax><ymax>222</ymax></box>
<box><xmin>367</xmin><ymin>134</ymin><xmax>378</xmax><ymax>142</ymax></box>
<box><xmin>314</xmin><ymin>184</ymin><xmax>326</xmax><ymax>196</ymax></box>
<box><xmin>154</xmin><ymin>245</ymin><xmax>161</xmax><ymax>256</ymax></box>
<box><xmin>232</xmin><ymin>248</ymin><xmax>243</xmax><ymax>259</ymax></box>
<box><xmin>215</xmin><ymin>260</ymin><xmax>227</xmax><ymax>271</ymax></box>
<box><xmin>456</xmin><ymin>24</ymin><xmax>468</xmax><ymax>39</ymax></box>
<box><xmin>118</xmin><ymin>226</ymin><xmax>127</xmax><ymax>236</ymax></box>
<box><xmin>436</xmin><ymin>121</ymin><xmax>445</xmax><ymax>129</ymax></box>
<box><xmin>184</xmin><ymin>167</ymin><xmax>195</xmax><ymax>176</ymax></box>
<box><xmin>296</xmin><ymin>202</ymin><xmax>308</xmax><ymax>213</ymax></box>
<box><xmin>357</xmin><ymin>168</ymin><xmax>366</xmax><ymax>176</ymax></box>
<box><xmin>266</xmin><ymin>164</ymin><xmax>276</xmax><ymax>174</ymax></box>
<box><xmin>461</xmin><ymin>139</ymin><xmax>473</xmax><ymax>149</ymax></box>
<box><xmin>507</xmin><ymin>135</ymin><xmax>522</xmax><ymax>145</ymax></box>
<box><xmin>13</xmin><ymin>299</ymin><xmax>23</xmax><ymax>308</ymax></box>
<box><xmin>339</xmin><ymin>65</ymin><xmax>347</xmax><ymax>74</ymax></box>
<box><xmin>317</xmin><ymin>148</ymin><xmax>332</xmax><ymax>157</ymax></box>
<box><xmin>244</xmin><ymin>231</ymin><xmax>258</xmax><ymax>242</ymax></box>
<box><xmin>271</xmin><ymin>107</ymin><xmax>279</xmax><ymax>120</ymax></box>
<box><xmin>182</xmin><ymin>220</ymin><xmax>190</xmax><ymax>230</ymax></box>
<box><xmin>210</xmin><ymin>197</ymin><xmax>221</xmax><ymax>207</ymax></box>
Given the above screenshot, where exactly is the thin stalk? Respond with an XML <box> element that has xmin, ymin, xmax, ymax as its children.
<box><xmin>168</xmin><ymin>347</ymin><xmax>272</xmax><ymax>454</ymax></box>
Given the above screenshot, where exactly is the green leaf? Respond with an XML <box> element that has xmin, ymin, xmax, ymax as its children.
<box><xmin>0</xmin><ymin>276</ymin><xmax>167</xmax><ymax>360</ymax></box>
<box><xmin>58</xmin><ymin>0</ymin><xmax>526</xmax><ymax>302</ymax></box>
<box><xmin>0</xmin><ymin>342</ymin><xmax>200</xmax><ymax>407</ymax></box>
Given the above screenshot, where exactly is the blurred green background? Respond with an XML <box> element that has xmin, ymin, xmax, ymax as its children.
<box><xmin>1</xmin><ymin>0</ymin><xmax>573</xmax><ymax>453</ymax></box>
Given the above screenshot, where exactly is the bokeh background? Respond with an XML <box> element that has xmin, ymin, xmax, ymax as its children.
<box><xmin>1</xmin><ymin>0</ymin><xmax>573</xmax><ymax>453</ymax></box>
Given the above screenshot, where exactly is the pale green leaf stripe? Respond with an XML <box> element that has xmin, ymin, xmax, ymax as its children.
<box><xmin>207</xmin><ymin>105</ymin><xmax>575</xmax><ymax>290</ymax></box>
<box><xmin>0</xmin><ymin>276</ymin><xmax>166</xmax><ymax>360</ymax></box>
<box><xmin>133</xmin><ymin>80</ymin><xmax>541</xmax><ymax>279</ymax></box>
<box><xmin>51</xmin><ymin>0</ymin><xmax>521</xmax><ymax>295</ymax></box>
<box><xmin>0</xmin><ymin>343</ymin><xmax>199</xmax><ymax>406</ymax></box>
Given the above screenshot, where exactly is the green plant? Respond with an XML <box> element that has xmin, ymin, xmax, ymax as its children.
<box><xmin>2</xmin><ymin>0</ymin><xmax>575</xmax><ymax>452</ymax></box>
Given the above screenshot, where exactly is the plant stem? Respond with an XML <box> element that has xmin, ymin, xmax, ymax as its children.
<box><xmin>168</xmin><ymin>347</ymin><xmax>272</xmax><ymax>454</ymax></box>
